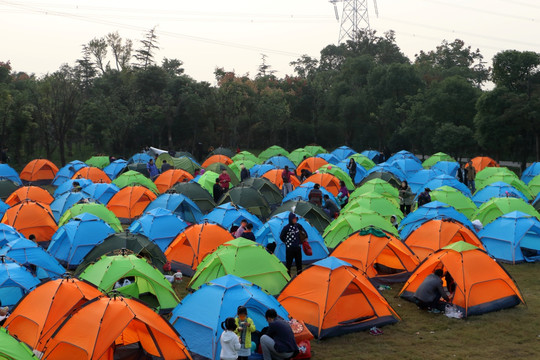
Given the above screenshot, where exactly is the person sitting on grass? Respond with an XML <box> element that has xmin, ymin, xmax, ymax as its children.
<box><xmin>413</xmin><ymin>269</ymin><xmax>450</xmax><ymax>313</ymax></box>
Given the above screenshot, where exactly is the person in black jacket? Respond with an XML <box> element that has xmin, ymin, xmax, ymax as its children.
<box><xmin>260</xmin><ymin>309</ymin><xmax>298</xmax><ymax>360</ymax></box>
<box><xmin>279</xmin><ymin>213</ymin><xmax>306</xmax><ymax>276</ymax></box>
<box><xmin>347</xmin><ymin>158</ymin><xmax>357</xmax><ymax>183</ymax></box>
<box><xmin>240</xmin><ymin>164</ymin><xmax>250</xmax><ymax>182</ymax></box>
<box><xmin>213</xmin><ymin>178</ymin><xmax>223</xmax><ymax>203</ymax></box>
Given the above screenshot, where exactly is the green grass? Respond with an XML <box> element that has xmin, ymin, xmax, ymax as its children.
<box><xmin>174</xmin><ymin>263</ymin><xmax>540</xmax><ymax>359</ymax></box>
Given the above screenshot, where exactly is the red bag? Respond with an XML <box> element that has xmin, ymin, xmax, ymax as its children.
<box><xmin>294</xmin><ymin>340</ymin><xmax>312</xmax><ymax>359</ymax></box>
<box><xmin>302</xmin><ymin>241</ymin><xmax>312</xmax><ymax>256</ymax></box>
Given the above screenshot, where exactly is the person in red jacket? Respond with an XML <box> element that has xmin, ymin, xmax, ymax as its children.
<box><xmin>219</xmin><ymin>169</ymin><xmax>231</xmax><ymax>191</ymax></box>
<box><xmin>281</xmin><ymin>166</ymin><xmax>295</xmax><ymax>196</ymax></box>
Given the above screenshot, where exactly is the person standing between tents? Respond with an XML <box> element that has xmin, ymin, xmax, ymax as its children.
<box><xmin>457</xmin><ymin>163</ymin><xmax>468</xmax><ymax>186</ymax></box>
<box><xmin>347</xmin><ymin>158</ymin><xmax>357</xmax><ymax>183</ymax></box>
<box><xmin>323</xmin><ymin>194</ymin><xmax>340</xmax><ymax>218</ymax></box>
<box><xmin>235</xmin><ymin>306</ymin><xmax>256</xmax><ymax>360</ymax></box>
<box><xmin>299</xmin><ymin>169</ymin><xmax>311</xmax><ymax>182</ymax></box>
<box><xmin>399</xmin><ymin>181</ymin><xmax>414</xmax><ymax>215</ymax></box>
<box><xmin>213</xmin><ymin>178</ymin><xmax>224</xmax><ymax>203</ymax></box>
<box><xmin>260</xmin><ymin>309</ymin><xmax>298</xmax><ymax>360</ymax></box>
<box><xmin>467</xmin><ymin>161</ymin><xmax>476</xmax><ymax>193</ymax></box>
<box><xmin>414</xmin><ymin>269</ymin><xmax>450</xmax><ymax>313</ymax></box>
<box><xmin>417</xmin><ymin>188</ymin><xmax>432</xmax><ymax>207</ymax></box>
<box><xmin>234</xmin><ymin>219</ymin><xmax>248</xmax><ymax>238</ymax></box>
<box><xmin>280</xmin><ymin>213</ymin><xmax>306</xmax><ymax>276</ymax></box>
<box><xmin>241</xmin><ymin>223</ymin><xmax>256</xmax><ymax>242</ymax></box>
<box><xmin>281</xmin><ymin>166</ymin><xmax>295</xmax><ymax>196</ymax></box>
<box><xmin>337</xmin><ymin>180</ymin><xmax>349</xmax><ymax>206</ymax></box>
<box><xmin>219</xmin><ymin>169</ymin><xmax>232</xmax><ymax>191</ymax></box>
<box><xmin>220</xmin><ymin>317</ymin><xmax>241</xmax><ymax>360</ymax></box>
<box><xmin>308</xmin><ymin>184</ymin><xmax>323</xmax><ymax>207</ymax></box>
<box><xmin>147</xmin><ymin>159</ymin><xmax>159</xmax><ymax>179</ymax></box>
<box><xmin>240</xmin><ymin>164</ymin><xmax>250</xmax><ymax>182</ymax></box>
<box><xmin>161</xmin><ymin>159</ymin><xmax>172</xmax><ymax>172</ymax></box>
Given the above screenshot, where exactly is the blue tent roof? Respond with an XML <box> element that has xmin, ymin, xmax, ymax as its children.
<box><xmin>313</xmin><ymin>256</ymin><xmax>352</xmax><ymax>270</ymax></box>
<box><xmin>408</xmin><ymin>169</ymin><xmax>444</xmax><ymax>194</ymax></box>
<box><xmin>50</xmin><ymin>192</ymin><xmax>88</xmax><ymax>222</ymax></box>
<box><xmin>264</xmin><ymin>156</ymin><xmax>296</xmax><ymax>169</ymax></box>
<box><xmin>367</xmin><ymin>163</ymin><xmax>407</xmax><ymax>181</ymax></box>
<box><xmin>127</xmin><ymin>153</ymin><xmax>152</xmax><ymax>165</ymax></box>
<box><xmin>522</xmin><ymin>162</ymin><xmax>540</xmax><ymax>184</ymax></box>
<box><xmin>81</xmin><ymin>183</ymin><xmax>120</xmax><ymax>205</ymax></box>
<box><xmin>423</xmin><ymin>175</ymin><xmax>472</xmax><ymax>198</ymax></box>
<box><xmin>361</xmin><ymin>150</ymin><xmax>383</xmax><ymax>163</ymax></box>
<box><xmin>337</xmin><ymin>160</ymin><xmax>367</xmax><ymax>185</ymax></box>
<box><xmin>250</xmin><ymin>164</ymin><xmax>276</xmax><ymax>178</ymax></box>
<box><xmin>479</xmin><ymin>211</ymin><xmax>540</xmax><ymax>263</ymax></box>
<box><xmin>0</xmin><ymin>200</ymin><xmax>9</xmax><ymax>220</ymax></box>
<box><xmin>203</xmin><ymin>203</ymin><xmax>264</xmax><ymax>233</ymax></box>
<box><xmin>399</xmin><ymin>201</ymin><xmax>475</xmax><ymax>240</ymax></box>
<box><xmin>472</xmin><ymin>182</ymin><xmax>529</xmax><ymax>207</ymax></box>
<box><xmin>0</xmin><ymin>259</ymin><xmax>40</xmax><ymax>308</ymax></box>
<box><xmin>431</xmin><ymin>161</ymin><xmax>460</xmax><ymax>177</ymax></box>
<box><xmin>52</xmin><ymin>160</ymin><xmax>88</xmax><ymax>186</ymax></box>
<box><xmin>331</xmin><ymin>146</ymin><xmax>357</xmax><ymax>161</ymax></box>
<box><xmin>282</xmin><ymin>182</ymin><xmax>340</xmax><ymax>208</ymax></box>
<box><xmin>53</xmin><ymin>179</ymin><xmax>93</xmax><ymax>197</ymax></box>
<box><xmin>0</xmin><ymin>238</ymin><xmax>65</xmax><ymax>280</ymax></box>
<box><xmin>316</xmin><ymin>153</ymin><xmax>340</xmax><ymax>165</ymax></box>
<box><xmin>0</xmin><ymin>224</ymin><xmax>25</xmax><ymax>248</ymax></box>
<box><xmin>48</xmin><ymin>213</ymin><xmax>116</xmax><ymax>269</ymax></box>
<box><xmin>103</xmin><ymin>159</ymin><xmax>128</xmax><ymax>180</ymax></box>
<box><xmin>255</xmin><ymin>211</ymin><xmax>329</xmax><ymax>263</ymax></box>
<box><xmin>387</xmin><ymin>150</ymin><xmax>421</xmax><ymax>164</ymax></box>
<box><xmin>129</xmin><ymin>208</ymin><xmax>188</xmax><ymax>252</ymax></box>
<box><xmin>0</xmin><ymin>164</ymin><xmax>22</xmax><ymax>185</ymax></box>
<box><xmin>169</xmin><ymin>274</ymin><xmax>288</xmax><ymax>360</ymax></box>
<box><xmin>145</xmin><ymin>193</ymin><xmax>203</xmax><ymax>224</ymax></box>
<box><xmin>389</xmin><ymin>158</ymin><xmax>423</xmax><ymax>180</ymax></box>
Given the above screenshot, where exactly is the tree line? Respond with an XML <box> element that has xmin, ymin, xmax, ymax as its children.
<box><xmin>1</xmin><ymin>29</ymin><xmax>539</xmax><ymax>169</ymax></box>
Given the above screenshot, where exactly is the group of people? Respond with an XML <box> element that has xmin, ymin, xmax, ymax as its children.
<box><xmin>220</xmin><ymin>307</ymin><xmax>298</xmax><ymax>360</ymax></box>
<box><xmin>457</xmin><ymin>160</ymin><xmax>477</xmax><ymax>193</ymax></box>
<box><xmin>398</xmin><ymin>180</ymin><xmax>432</xmax><ymax>216</ymax></box>
<box><xmin>231</xmin><ymin>219</ymin><xmax>256</xmax><ymax>241</ymax></box>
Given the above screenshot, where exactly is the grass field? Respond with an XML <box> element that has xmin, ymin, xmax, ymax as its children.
<box><xmin>175</xmin><ymin>262</ymin><xmax>540</xmax><ymax>359</ymax></box>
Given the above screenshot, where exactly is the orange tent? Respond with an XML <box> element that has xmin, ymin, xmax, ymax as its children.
<box><xmin>72</xmin><ymin>167</ymin><xmax>111</xmax><ymax>183</ymax></box>
<box><xmin>40</xmin><ymin>295</ymin><xmax>192</xmax><ymax>360</ymax></box>
<box><xmin>19</xmin><ymin>159</ymin><xmax>59</xmax><ymax>184</ymax></box>
<box><xmin>404</xmin><ymin>219</ymin><xmax>484</xmax><ymax>261</ymax></box>
<box><xmin>164</xmin><ymin>223</ymin><xmax>234</xmax><ymax>276</ymax></box>
<box><xmin>331</xmin><ymin>228</ymin><xmax>419</xmax><ymax>284</ymax></box>
<box><xmin>202</xmin><ymin>154</ymin><xmax>233</xmax><ymax>168</ymax></box>
<box><xmin>467</xmin><ymin>156</ymin><xmax>499</xmax><ymax>173</ymax></box>
<box><xmin>1</xmin><ymin>200</ymin><xmax>58</xmax><ymax>242</ymax></box>
<box><xmin>4</xmin><ymin>278</ymin><xmax>103</xmax><ymax>351</ymax></box>
<box><xmin>278</xmin><ymin>257</ymin><xmax>400</xmax><ymax>339</ymax></box>
<box><xmin>296</xmin><ymin>157</ymin><xmax>328</xmax><ymax>177</ymax></box>
<box><xmin>302</xmin><ymin>173</ymin><xmax>341</xmax><ymax>196</ymax></box>
<box><xmin>107</xmin><ymin>186</ymin><xmax>157</xmax><ymax>223</ymax></box>
<box><xmin>154</xmin><ymin>169</ymin><xmax>194</xmax><ymax>193</ymax></box>
<box><xmin>399</xmin><ymin>242</ymin><xmax>524</xmax><ymax>317</ymax></box>
<box><xmin>263</xmin><ymin>169</ymin><xmax>301</xmax><ymax>190</ymax></box>
<box><xmin>5</xmin><ymin>186</ymin><xmax>54</xmax><ymax>207</ymax></box>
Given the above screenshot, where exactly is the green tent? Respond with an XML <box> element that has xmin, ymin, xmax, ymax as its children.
<box><xmin>476</xmin><ymin>173</ymin><xmax>531</xmax><ymax>199</ymax></box>
<box><xmin>422</xmin><ymin>152</ymin><xmax>455</xmax><ymax>168</ymax></box>
<box><xmin>79</xmin><ymin>254</ymin><xmax>179</xmax><ymax>312</ymax></box>
<box><xmin>113</xmin><ymin>170</ymin><xmax>159</xmax><ymax>194</ymax></box>
<box><xmin>75</xmin><ymin>232</ymin><xmax>167</xmax><ymax>275</ymax></box>
<box><xmin>232</xmin><ymin>151</ymin><xmax>262</xmax><ymax>165</ymax></box>
<box><xmin>229</xmin><ymin>160</ymin><xmax>257</xmax><ymax>178</ymax></box>
<box><xmin>430</xmin><ymin>186</ymin><xmax>478</xmax><ymax>219</ymax></box>
<box><xmin>318</xmin><ymin>164</ymin><xmax>355</xmax><ymax>190</ymax></box>
<box><xmin>173</xmin><ymin>182</ymin><xmax>216</xmax><ymax>214</ymax></box>
<box><xmin>210</xmin><ymin>147</ymin><xmax>235</xmax><ymax>158</ymax></box>
<box><xmin>126</xmin><ymin>162</ymin><xmax>149</xmax><ymax>177</ymax></box>
<box><xmin>529</xmin><ymin>175</ymin><xmax>540</xmax><ymax>197</ymax></box>
<box><xmin>85</xmin><ymin>156</ymin><xmax>110</xmax><ymax>169</ymax></box>
<box><xmin>360</xmin><ymin>171</ymin><xmax>401</xmax><ymax>188</ymax></box>
<box><xmin>205</xmin><ymin>163</ymin><xmax>240</xmax><ymax>186</ymax></box>
<box><xmin>197</xmin><ymin>170</ymin><xmax>221</xmax><ymax>196</ymax></box>
<box><xmin>475</xmin><ymin>167</ymin><xmax>515</xmax><ymax>183</ymax></box>
<box><xmin>189</xmin><ymin>238</ymin><xmax>290</xmax><ymax>295</ymax></box>
<box><xmin>59</xmin><ymin>203</ymin><xmax>122</xmax><ymax>232</ymax></box>
<box><xmin>173</xmin><ymin>157</ymin><xmax>202</xmax><ymax>175</ymax></box>
<box><xmin>0</xmin><ymin>328</ymin><xmax>38</xmax><ymax>360</ymax></box>
<box><xmin>219</xmin><ymin>186</ymin><xmax>271</xmax><ymax>220</ymax></box>
<box><xmin>155</xmin><ymin>153</ymin><xmax>174</xmax><ymax>169</ymax></box>
<box><xmin>304</xmin><ymin>145</ymin><xmax>327</xmax><ymax>156</ymax></box>
<box><xmin>0</xmin><ymin>179</ymin><xmax>19</xmax><ymax>200</ymax></box>
<box><xmin>342</xmin><ymin>192</ymin><xmax>403</xmax><ymax>221</ymax></box>
<box><xmin>175</xmin><ymin>151</ymin><xmax>194</xmax><ymax>159</ymax></box>
<box><xmin>239</xmin><ymin>177</ymin><xmax>283</xmax><ymax>207</ymax></box>
<box><xmin>351</xmin><ymin>178</ymin><xmax>399</xmax><ymax>205</ymax></box>
<box><xmin>323</xmin><ymin>212</ymin><xmax>398</xmax><ymax>248</ymax></box>
<box><xmin>288</xmin><ymin>148</ymin><xmax>312</xmax><ymax>166</ymax></box>
<box><xmin>348</xmin><ymin>154</ymin><xmax>376</xmax><ymax>170</ymax></box>
<box><xmin>258</xmin><ymin>146</ymin><xmax>290</xmax><ymax>162</ymax></box>
<box><xmin>473</xmin><ymin>197</ymin><xmax>540</xmax><ymax>225</ymax></box>
<box><xmin>270</xmin><ymin>200</ymin><xmax>331</xmax><ymax>233</ymax></box>
<box><xmin>442</xmin><ymin>241</ymin><xmax>479</xmax><ymax>253</ymax></box>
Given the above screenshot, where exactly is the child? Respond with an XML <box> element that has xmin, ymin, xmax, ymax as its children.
<box><xmin>220</xmin><ymin>317</ymin><xmax>241</xmax><ymax>360</ymax></box>
<box><xmin>235</xmin><ymin>306</ymin><xmax>256</xmax><ymax>360</ymax></box>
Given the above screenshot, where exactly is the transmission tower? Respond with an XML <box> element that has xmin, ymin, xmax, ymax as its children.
<box><xmin>330</xmin><ymin>0</ymin><xmax>378</xmax><ymax>43</ymax></box>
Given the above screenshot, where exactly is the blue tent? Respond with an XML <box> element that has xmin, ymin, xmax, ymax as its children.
<box><xmin>145</xmin><ymin>193</ymin><xmax>203</xmax><ymax>224</ymax></box>
<box><xmin>408</xmin><ymin>169</ymin><xmax>444</xmax><ymax>194</ymax></box>
<box><xmin>0</xmin><ymin>238</ymin><xmax>65</xmax><ymax>280</ymax></box>
<box><xmin>522</xmin><ymin>162</ymin><xmax>540</xmax><ymax>184</ymax></box>
<box><xmin>250</xmin><ymin>164</ymin><xmax>276</xmax><ymax>178</ymax></box>
<box><xmin>264</xmin><ymin>156</ymin><xmax>296</xmax><ymax>169</ymax></box>
<box><xmin>52</xmin><ymin>160</ymin><xmax>88</xmax><ymax>186</ymax></box>
<box><xmin>389</xmin><ymin>158</ymin><xmax>423</xmax><ymax>180</ymax></box>
<box><xmin>48</xmin><ymin>213</ymin><xmax>116</xmax><ymax>269</ymax></box>
<box><xmin>282</xmin><ymin>182</ymin><xmax>340</xmax><ymax>208</ymax></box>
<box><xmin>0</xmin><ymin>200</ymin><xmax>9</xmax><ymax>220</ymax></box>
<box><xmin>81</xmin><ymin>183</ymin><xmax>120</xmax><ymax>205</ymax></box>
<box><xmin>103</xmin><ymin>159</ymin><xmax>128</xmax><ymax>180</ymax></box>
<box><xmin>53</xmin><ymin>179</ymin><xmax>93</xmax><ymax>197</ymax></box>
<box><xmin>399</xmin><ymin>201</ymin><xmax>475</xmax><ymax>240</ymax></box>
<box><xmin>0</xmin><ymin>224</ymin><xmax>25</xmax><ymax>247</ymax></box>
<box><xmin>129</xmin><ymin>208</ymin><xmax>188</xmax><ymax>252</ymax></box>
<box><xmin>0</xmin><ymin>258</ymin><xmax>40</xmax><ymax>308</ymax></box>
<box><xmin>127</xmin><ymin>153</ymin><xmax>152</xmax><ymax>165</ymax></box>
<box><xmin>50</xmin><ymin>192</ymin><xmax>88</xmax><ymax>221</ymax></box>
<box><xmin>337</xmin><ymin>160</ymin><xmax>367</xmax><ymax>185</ymax></box>
<box><xmin>361</xmin><ymin>150</ymin><xmax>383</xmax><ymax>163</ymax></box>
<box><xmin>169</xmin><ymin>275</ymin><xmax>288</xmax><ymax>360</ymax></box>
<box><xmin>316</xmin><ymin>153</ymin><xmax>340</xmax><ymax>165</ymax></box>
<box><xmin>423</xmin><ymin>175</ymin><xmax>472</xmax><ymax>197</ymax></box>
<box><xmin>203</xmin><ymin>203</ymin><xmax>264</xmax><ymax>233</ymax></box>
<box><xmin>431</xmin><ymin>161</ymin><xmax>460</xmax><ymax>177</ymax></box>
<box><xmin>367</xmin><ymin>163</ymin><xmax>407</xmax><ymax>181</ymax></box>
<box><xmin>331</xmin><ymin>146</ymin><xmax>357</xmax><ymax>161</ymax></box>
<box><xmin>479</xmin><ymin>211</ymin><xmax>540</xmax><ymax>263</ymax></box>
<box><xmin>255</xmin><ymin>211</ymin><xmax>329</xmax><ymax>263</ymax></box>
<box><xmin>387</xmin><ymin>150</ymin><xmax>421</xmax><ymax>164</ymax></box>
<box><xmin>0</xmin><ymin>164</ymin><xmax>22</xmax><ymax>185</ymax></box>
<box><xmin>472</xmin><ymin>182</ymin><xmax>529</xmax><ymax>207</ymax></box>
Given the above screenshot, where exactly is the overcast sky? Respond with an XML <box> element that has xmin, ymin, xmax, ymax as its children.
<box><xmin>1</xmin><ymin>0</ymin><xmax>538</xmax><ymax>83</ymax></box>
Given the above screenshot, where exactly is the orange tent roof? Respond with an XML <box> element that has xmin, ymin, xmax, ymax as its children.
<box><xmin>278</xmin><ymin>257</ymin><xmax>399</xmax><ymax>339</ymax></box>
<box><xmin>4</xmin><ymin>278</ymin><xmax>103</xmax><ymax>351</ymax></box>
<box><xmin>72</xmin><ymin>167</ymin><xmax>111</xmax><ymax>183</ymax></box>
<box><xmin>202</xmin><ymin>154</ymin><xmax>233</xmax><ymax>168</ymax></box>
<box><xmin>331</xmin><ymin>228</ymin><xmax>419</xmax><ymax>284</ymax></box>
<box><xmin>467</xmin><ymin>156</ymin><xmax>499</xmax><ymax>173</ymax></box>
<box><xmin>1</xmin><ymin>200</ymin><xmax>58</xmax><ymax>242</ymax></box>
<box><xmin>5</xmin><ymin>186</ymin><xmax>54</xmax><ymax>207</ymax></box>
<box><xmin>41</xmin><ymin>295</ymin><xmax>191</xmax><ymax>360</ymax></box>
<box><xmin>19</xmin><ymin>159</ymin><xmax>59</xmax><ymax>183</ymax></box>
<box><xmin>106</xmin><ymin>186</ymin><xmax>157</xmax><ymax>223</ymax></box>
<box><xmin>164</xmin><ymin>223</ymin><xmax>234</xmax><ymax>276</ymax></box>
<box><xmin>154</xmin><ymin>169</ymin><xmax>194</xmax><ymax>193</ymax></box>
<box><xmin>404</xmin><ymin>219</ymin><xmax>484</xmax><ymax>261</ymax></box>
<box><xmin>399</xmin><ymin>243</ymin><xmax>524</xmax><ymax>317</ymax></box>
<box><xmin>302</xmin><ymin>173</ymin><xmax>341</xmax><ymax>196</ymax></box>
<box><xmin>296</xmin><ymin>157</ymin><xmax>328</xmax><ymax>177</ymax></box>
<box><xmin>262</xmin><ymin>169</ymin><xmax>301</xmax><ymax>190</ymax></box>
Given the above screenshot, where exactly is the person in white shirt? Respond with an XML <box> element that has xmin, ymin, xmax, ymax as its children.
<box><xmin>220</xmin><ymin>317</ymin><xmax>241</xmax><ymax>360</ymax></box>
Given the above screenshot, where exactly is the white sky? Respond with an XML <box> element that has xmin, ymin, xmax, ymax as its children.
<box><xmin>1</xmin><ymin>0</ymin><xmax>538</xmax><ymax>83</ymax></box>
